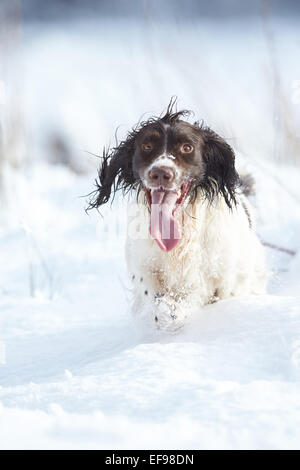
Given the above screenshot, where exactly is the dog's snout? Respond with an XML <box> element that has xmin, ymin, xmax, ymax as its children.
<box><xmin>148</xmin><ymin>166</ymin><xmax>175</xmax><ymax>186</ymax></box>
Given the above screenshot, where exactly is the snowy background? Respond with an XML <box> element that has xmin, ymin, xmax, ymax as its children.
<box><xmin>0</xmin><ymin>0</ymin><xmax>300</xmax><ymax>449</ymax></box>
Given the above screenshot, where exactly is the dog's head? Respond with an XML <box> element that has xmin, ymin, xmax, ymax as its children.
<box><xmin>88</xmin><ymin>100</ymin><xmax>239</xmax><ymax>252</ymax></box>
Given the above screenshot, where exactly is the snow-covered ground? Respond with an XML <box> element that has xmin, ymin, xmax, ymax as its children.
<box><xmin>0</xmin><ymin>17</ymin><xmax>300</xmax><ymax>449</ymax></box>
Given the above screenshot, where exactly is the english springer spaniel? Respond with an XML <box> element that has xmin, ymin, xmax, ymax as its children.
<box><xmin>88</xmin><ymin>102</ymin><xmax>267</xmax><ymax>330</ymax></box>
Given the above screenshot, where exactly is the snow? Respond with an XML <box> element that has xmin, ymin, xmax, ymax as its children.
<box><xmin>0</xmin><ymin>161</ymin><xmax>299</xmax><ymax>450</ymax></box>
<box><xmin>0</xmin><ymin>17</ymin><xmax>300</xmax><ymax>449</ymax></box>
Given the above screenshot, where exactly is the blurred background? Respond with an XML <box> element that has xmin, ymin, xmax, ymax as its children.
<box><xmin>1</xmin><ymin>0</ymin><xmax>300</xmax><ymax>173</ymax></box>
<box><xmin>0</xmin><ymin>0</ymin><xmax>300</xmax><ymax>298</ymax></box>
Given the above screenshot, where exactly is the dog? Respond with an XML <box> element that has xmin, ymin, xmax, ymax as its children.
<box><xmin>88</xmin><ymin>101</ymin><xmax>267</xmax><ymax>330</ymax></box>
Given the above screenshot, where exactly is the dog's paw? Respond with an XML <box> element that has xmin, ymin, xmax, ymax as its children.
<box><xmin>153</xmin><ymin>296</ymin><xmax>189</xmax><ymax>331</ymax></box>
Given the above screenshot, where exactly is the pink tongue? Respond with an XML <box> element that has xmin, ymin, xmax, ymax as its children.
<box><xmin>149</xmin><ymin>190</ymin><xmax>181</xmax><ymax>252</ymax></box>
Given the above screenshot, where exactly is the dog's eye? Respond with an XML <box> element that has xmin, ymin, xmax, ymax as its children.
<box><xmin>142</xmin><ymin>143</ymin><xmax>153</xmax><ymax>152</ymax></box>
<box><xmin>181</xmin><ymin>144</ymin><xmax>193</xmax><ymax>154</ymax></box>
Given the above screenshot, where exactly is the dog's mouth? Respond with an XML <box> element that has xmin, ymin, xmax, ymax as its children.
<box><xmin>144</xmin><ymin>180</ymin><xmax>191</xmax><ymax>252</ymax></box>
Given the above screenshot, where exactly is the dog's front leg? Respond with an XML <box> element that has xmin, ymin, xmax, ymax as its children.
<box><xmin>129</xmin><ymin>268</ymin><xmax>190</xmax><ymax>330</ymax></box>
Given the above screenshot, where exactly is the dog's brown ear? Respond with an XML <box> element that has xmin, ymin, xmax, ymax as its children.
<box><xmin>87</xmin><ymin>138</ymin><xmax>136</xmax><ymax>210</ymax></box>
<box><xmin>201</xmin><ymin>128</ymin><xmax>239</xmax><ymax>208</ymax></box>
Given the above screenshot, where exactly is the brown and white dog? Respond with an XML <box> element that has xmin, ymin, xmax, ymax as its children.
<box><xmin>89</xmin><ymin>102</ymin><xmax>267</xmax><ymax>330</ymax></box>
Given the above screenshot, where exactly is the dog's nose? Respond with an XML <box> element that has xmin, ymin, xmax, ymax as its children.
<box><xmin>148</xmin><ymin>166</ymin><xmax>175</xmax><ymax>186</ymax></box>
